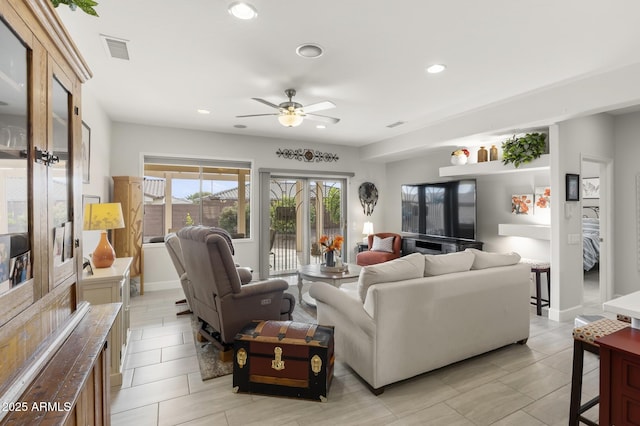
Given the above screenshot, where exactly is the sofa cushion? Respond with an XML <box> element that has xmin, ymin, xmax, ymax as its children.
<box><xmin>424</xmin><ymin>251</ymin><xmax>475</xmax><ymax>276</ymax></box>
<box><xmin>465</xmin><ymin>248</ymin><xmax>521</xmax><ymax>269</ymax></box>
<box><xmin>371</xmin><ymin>235</ymin><xmax>394</xmax><ymax>253</ymax></box>
<box><xmin>357</xmin><ymin>253</ymin><xmax>424</xmax><ymax>302</ymax></box>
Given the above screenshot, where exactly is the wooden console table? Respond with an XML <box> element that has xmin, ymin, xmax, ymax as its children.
<box><xmin>596</xmin><ymin>327</ymin><xmax>640</xmax><ymax>426</ymax></box>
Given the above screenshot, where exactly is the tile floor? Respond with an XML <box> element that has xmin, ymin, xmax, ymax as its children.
<box><xmin>111</xmin><ymin>271</ymin><xmax>609</xmax><ymax>425</ymax></box>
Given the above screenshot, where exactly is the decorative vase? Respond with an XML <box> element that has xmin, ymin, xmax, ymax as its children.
<box><xmin>490</xmin><ymin>145</ymin><xmax>498</xmax><ymax>161</ymax></box>
<box><xmin>477</xmin><ymin>146</ymin><xmax>488</xmax><ymax>162</ymax></box>
<box><xmin>450</xmin><ymin>155</ymin><xmax>467</xmax><ymax>165</ymax></box>
<box><xmin>325</xmin><ymin>250</ymin><xmax>335</xmax><ymax>267</ymax></box>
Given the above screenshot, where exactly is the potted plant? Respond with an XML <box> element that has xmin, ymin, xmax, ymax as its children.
<box><xmin>501</xmin><ymin>132</ymin><xmax>547</xmax><ymax>168</ymax></box>
<box><xmin>51</xmin><ymin>0</ymin><xmax>99</xmax><ymax>16</ymax></box>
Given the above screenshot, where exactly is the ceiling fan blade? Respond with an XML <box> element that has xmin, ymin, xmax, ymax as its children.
<box><xmin>236</xmin><ymin>113</ymin><xmax>279</xmax><ymax>118</ymax></box>
<box><xmin>301</xmin><ymin>101</ymin><xmax>336</xmax><ymax>114</ymax></box>
<box><xmin>252</xmin><ymin>98</ymin><xmax>281</xmax><ymax>109</ymax></box>
<box><xmin>305</xmin><ymin>113</ymin><xmax>340</xmax><ymax>124</ymax></box>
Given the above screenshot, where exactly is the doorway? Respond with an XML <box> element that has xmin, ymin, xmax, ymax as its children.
<box><xmin>581</xmin><ymin>156</ymin><xmax>613</xmax><ymax>309</ymax></box>
<box><xmin>264</xmin><ymin>176</ymin><xmax>347</xmax><ymax>276</ymax></box>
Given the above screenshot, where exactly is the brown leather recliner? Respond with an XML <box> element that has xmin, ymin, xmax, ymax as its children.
<box><xmin>356</xmin><ymin>232</ymin><xmax>402</xmax><ymax>266</ymax></box>
<box><xmin>177</xmin><ymin>226</ymin><xmax>294</xmax><ymax>349</ymax></box>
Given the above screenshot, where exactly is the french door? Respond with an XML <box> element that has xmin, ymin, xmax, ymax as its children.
<box><xmin>259</xmin><ymin>174</ymin><xmax>347</xmax><ymax>277</ymax></box>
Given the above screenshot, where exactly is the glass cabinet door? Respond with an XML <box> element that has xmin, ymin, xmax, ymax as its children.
<box><xmin>50</xmin><ymin>74</ymin><xmax>74</xmax><ymax>283</ymax></box>
<box><xmin>0</xmin><ymin>19</ymin><xmax>30</xmax><ymax>296</ymax></box>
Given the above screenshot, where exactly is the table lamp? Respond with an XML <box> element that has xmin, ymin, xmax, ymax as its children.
<box><xmin>362</xmin><ymin>221</ymin><xmax>374</xmax><ymax>243</ymax></box>
<box><xmin>83</xmin><ymin>202</ymin><xmax>125</xmax><ymax>268</ymax></box>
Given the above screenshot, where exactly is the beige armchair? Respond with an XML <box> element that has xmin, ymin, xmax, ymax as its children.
<box><xmin>177</xmin><ymin>226</ymin><xmax>294</xmax><ymax>349</ymax></box>
<box><xmin>165</xmin><ymin>233</ymin><xmax>194</xmax><ymax>315</ymax></box>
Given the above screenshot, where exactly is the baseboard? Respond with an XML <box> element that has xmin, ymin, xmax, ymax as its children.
<box><xmin>144</xmin><ymin>280</ymin><xmax>181</xmax><ymax>292</ymax></box>
<box><xmin>548</xmin><ymin>305</ymin><xmax>582</xmax><ymax>322</ymax></box>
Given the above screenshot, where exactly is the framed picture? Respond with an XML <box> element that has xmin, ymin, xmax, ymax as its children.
<box><xmin>82</xmin><ymin>195</ymin><xmax>100</xmax><ymax>222</ymax></box>
<box><xmin>534</xmin><ymin>187</ymin><xmax>551</xmax><ymax>211</ymax></box>
<box><xmin>582</xmin><ymin>177</ymin><xmax>600</xmax><ymax>199</ymax></box>
<box><xmin>566</xmin><ymin>174</ymin><xmax>580</xmax><ymax>201</ymax></box>
<box><xmin>511</xmin><ymin>194</ymin><xmax>533</xmax><ymax>215</ymax></box>
<box><xmin>82</xmin><ymin>121</ymin><xmax>91</xmax><ymax>184</ymax></box>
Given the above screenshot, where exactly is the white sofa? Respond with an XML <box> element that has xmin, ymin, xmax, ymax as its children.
<box><xmin>309</xmin><ymin>249</ymin><xmax>531</xmax><ymax>394</ymax></box>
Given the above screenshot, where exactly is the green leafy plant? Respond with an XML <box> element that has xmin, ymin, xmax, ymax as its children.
<box><xmin>51</xmin><ymin>0</ymin><xmax>99</xmax><ymax>17</ymax></box>
<box><xmin>501</xmin><ymin>133</ymin><xmax>547</xmax><ymax>168</ymax></box>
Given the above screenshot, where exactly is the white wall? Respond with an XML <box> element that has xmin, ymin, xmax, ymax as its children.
<box><xmin>613</xmin><ymin>110</ymin><xmax>640</xmax><ymax>296</ymax></box>
<box><xmin>550</xmin><ymin>113</ymin><xmax>614</xmax><ymax>321</ymax></box>
<box><xmin>80</xmin><ymin>88</ymin><xmax>113</xmax><ymax>259</ymax></box>
<box><xmin>110</xmin><ymin>122</ymin><xmax>383</xmax><ymax>278</ymax></box>
<box><xmin>383</xmin><ymin>147</ymin><xmax>551</xmax><ymax>260</ymax></box>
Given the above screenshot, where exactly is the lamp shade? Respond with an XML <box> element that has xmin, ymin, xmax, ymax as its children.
<box><xmin>362</xmin><ymin>221</ymin><xmax>374</xmax><ymax>235</ymax></box>
<box><xmin>83</xmin><ymin>203</ymin><xmax>125</xmax><ymax>231</ymax></box>
<box><xmin>278</xmin><ymin>111</ymin><xmax>304</xmax><ymax>127</ymax></box>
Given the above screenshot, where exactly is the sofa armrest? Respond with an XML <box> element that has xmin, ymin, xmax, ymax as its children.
<box><xmin>309</xmin><ymin>282</ymin><xmax>375</xmax><ymax>337</ymax></box>
<box><xmin>234</xmin><ymin>278</ymin><xmax>289</xmax><ymax>299</ymax></box>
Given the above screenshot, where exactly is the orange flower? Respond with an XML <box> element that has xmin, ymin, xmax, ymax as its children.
<box><xmin>319</xmin><ymin>234</ymin><xmax>343</xmax><ymax>252</ymax></box>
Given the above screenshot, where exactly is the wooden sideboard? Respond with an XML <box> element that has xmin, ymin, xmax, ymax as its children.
<box><xmin>596</xmin><ymin>327</ymin><xmax>640</xmax><ymax>426</ymax></box>
<box><xmin>0</xmin><ymin>303</ymin><xmax>119</xmax><ymax>425</ymax></box>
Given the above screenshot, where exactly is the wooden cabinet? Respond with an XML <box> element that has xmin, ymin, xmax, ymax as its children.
<box><xmin>81</xmin><ymin>257</ymin><xmax>132</xmax><ymax>386</ymax></box>
<box><xmin>597</xmin><ymin>327</ymin><xmax>640</xmax><ymax>426</ymax></box>
<box><xmin>1</xmin><ymin>303</ymin><xmax>119</xmax><ymax>426</ymax></box>
<box><xmin>0</xmin><ymin>1</ymin><xmax>113</xmax><ymax>424</ymax></box>
<box><xmin>112</xmin><ymin>176</ymin><xmax>144</xmax><ymax>293</ymax></box>
<box><xmin>402</xmin><ymin>235</ymin><xmax>483</xmax><ymax>255</ymax></box>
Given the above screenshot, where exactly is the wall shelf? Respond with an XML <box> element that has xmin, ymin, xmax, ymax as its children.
<box><xmin>439</xmin><ymin>154</ymin><xmax>550</xmax><ymax>177</ymax></box>
<box><xmin>498</xmin><ymin>224</ymin><xmax>551</xmax><ymax>240</ymax></box>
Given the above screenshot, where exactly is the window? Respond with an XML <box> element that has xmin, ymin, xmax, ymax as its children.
<box><xmin>143</xmin><ymin>156</ymin><xmax>251</xmax><ymax>241</ymax></box>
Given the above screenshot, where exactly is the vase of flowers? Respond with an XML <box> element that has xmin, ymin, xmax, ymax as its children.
<box><xmin>319</xmin><ymin>234</ymin><xmax>343</xmax><ymax>268</ymax></box>
<box><xmin>450</xmin><ymin>148</ymin><xmax>470</xmax><ymax>165</ymax></box>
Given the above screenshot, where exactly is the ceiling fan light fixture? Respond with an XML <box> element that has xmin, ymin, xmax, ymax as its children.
<box><xmin>228</xmin><ymin>2</ymin><xmax>258</xmax><ymax>20</ymax></box>
<box><xmin>278</xmin><ymin>111</ymin><xmax>304</xmax><ymax>127</ymax></box>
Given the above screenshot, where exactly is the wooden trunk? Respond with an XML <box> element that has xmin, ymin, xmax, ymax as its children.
<box><xmin>233</xmin><ymin>320</ymin><xmax>334</xmax><ymax>401</ymax></box>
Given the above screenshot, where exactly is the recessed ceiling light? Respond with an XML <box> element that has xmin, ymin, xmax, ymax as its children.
<box><xmin>316</xmin><ymin>124</ymin><xmax>326</xmax><ymax>129</ymax></box>
<box><xmin>197</xmin><ymin>109</ymin><xmax>210</xmax><ymax>114</ymax></box>
<box><xmin>426</xmin><ymin>64</ymin><xmax>446</xmax><ymax>74</ymax></box>
<box><xmin>228</xmin><ymin>2</ymin><xmax>258</xmax><ymax>20</ymax></box>
<box><xmin>296</xmin><ymin>43</ymin><xmax>324</xmax><ymax>59</ymax></box>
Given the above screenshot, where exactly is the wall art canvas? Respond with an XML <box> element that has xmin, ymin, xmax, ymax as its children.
<box><xmin>535</xmin><ymin>187</ymin><xmax>551</xmax><ymax>210</ymax></box>
<box><xmin>512</xmin><ymin>194</ymin><xmax>533</xmax><ymax>215</ymax></box>
<box><xmin>582</xmin><ymin>177</ymin><xmax>600</xmax><ymax>199</ymax></box>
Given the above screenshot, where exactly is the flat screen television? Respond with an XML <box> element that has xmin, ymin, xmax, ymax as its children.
<box><xmin>401</xmin><ymin>179</ymin><xmax>477</xmax><ymax>240</ymax></box>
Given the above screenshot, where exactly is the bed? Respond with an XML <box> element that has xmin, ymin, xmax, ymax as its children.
<box><xmin>582</xmin><ymin>207</ymin><xmax>600</xmax><ymax>271</ymax></box>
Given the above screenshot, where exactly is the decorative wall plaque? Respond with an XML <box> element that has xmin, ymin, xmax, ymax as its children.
<box><xmin>276</xmin><ymin>148</ymin><xmax>339</xmax><ymax>162</ymax></box>
<box><xmin>359</xmin><ymin>182</ymin><xmax>378</xmax><ymax>216</ymax></box>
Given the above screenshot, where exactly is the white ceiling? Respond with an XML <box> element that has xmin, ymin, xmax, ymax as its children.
<box><xmin>56</xmin><ymin>0</ymin><xmax>640</xmax><ymax>152</ymax></box>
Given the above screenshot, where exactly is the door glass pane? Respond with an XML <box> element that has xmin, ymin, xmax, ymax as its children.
<box><xmin>0</xmin><ymin>19</ymin><xmax>30</xmax><ymax>294</ymax></box>
<box><xmin>268</xmin><ymin>178</ymin><xmax>345</xmax><ymax>275</ymax></box>
<box><xmin>269</xmin><ymin>178</ymin><xmax>301</xmax><ymax>273</ymax></box>
<box><xmin>51</xmin><ymin>77</ymin><xmax>70</xmax><ymax>228</ymax></box>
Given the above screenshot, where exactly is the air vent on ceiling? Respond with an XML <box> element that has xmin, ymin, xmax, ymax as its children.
<box><xmin>100</xmin><ymin>34</ymin><xmax>130</xmax><ymax>60</ymax></box>
<box><xmin>386</xmin><ymin>121</ymin><xmax>406</xmax><ymax>128</ymax></box>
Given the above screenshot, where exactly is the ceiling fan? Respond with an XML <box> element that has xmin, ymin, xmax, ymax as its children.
<box><xmin>237</xmin><ymin>89</ymin><xmax>340</xmax><ymax>127</ymax></box>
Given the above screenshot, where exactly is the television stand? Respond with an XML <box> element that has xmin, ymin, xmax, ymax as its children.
<box><xmin>402</xmin><ymin>235</ymin><xmax>483</xmax><ymax>255</ymax></box>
